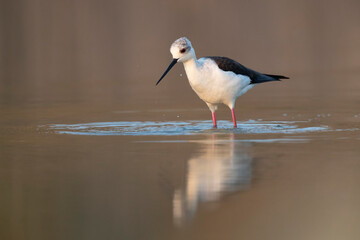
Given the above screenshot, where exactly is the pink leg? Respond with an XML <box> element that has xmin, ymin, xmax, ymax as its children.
<box><xmin>212</xmin><ymin>111</ymin><xmax>217</xmax><ymax>128</ymax></box>
<box><xmin>231</xmin><ymin>108</ymin><xmax>237</xmax><ymax>128</ymax></box>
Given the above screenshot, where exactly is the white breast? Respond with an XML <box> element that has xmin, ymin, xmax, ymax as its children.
<box><xmin>184</xmin><ymin>58</ymin><xmax>252</xmax><ymax>107</ymax></box>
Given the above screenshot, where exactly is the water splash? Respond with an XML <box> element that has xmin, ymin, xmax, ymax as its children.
<box><xmin>41</xmin><ymin>120</ymin><xmax>330</xmax><ymax>136</ymax></box>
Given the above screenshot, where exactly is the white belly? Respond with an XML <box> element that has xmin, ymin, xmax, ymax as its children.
<box><xmin>184</xmin><ymin>58</ymin><xmax>252</xmax><ymax>107</ymax></box>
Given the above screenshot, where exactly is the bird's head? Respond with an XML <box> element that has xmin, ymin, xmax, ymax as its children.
<box><xmin>156</xmin><ymin>37</ymin><xmax>195</xmax><ymax>86</ymax></box>
<box><xmin>170</xmin><ymin>37</ymin><xmax>195</xmax><ymax>62</ymax></box>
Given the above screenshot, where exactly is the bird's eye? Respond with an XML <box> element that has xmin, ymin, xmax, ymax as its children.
<box><xmin>180</xmin><ymin>48</ymin><xmax>186</xmax><ymax>53</ymax></box>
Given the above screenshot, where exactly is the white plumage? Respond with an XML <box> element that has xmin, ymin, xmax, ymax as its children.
<box><xmin>157</xmin><ymin>37</ymin><xmax>288</xmax><ymax>128</ymax></box>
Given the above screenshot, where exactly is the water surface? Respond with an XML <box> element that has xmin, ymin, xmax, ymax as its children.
<box><xmin>2</xmin><ymin>102</ymin><xmax>360</xmax><ymax>240</ymax></box>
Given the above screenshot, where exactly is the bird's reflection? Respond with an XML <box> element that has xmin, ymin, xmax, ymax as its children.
<box><xmin>173</xmin><ymin>134</ymin><xmax>253</xmax><ymax>226</ymax></box>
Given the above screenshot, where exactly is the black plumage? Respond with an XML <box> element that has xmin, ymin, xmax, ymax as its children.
<box><xmin>207</xmin><ymin>56</ymin><xmax>289</xmax><ymax>84</ymax></box>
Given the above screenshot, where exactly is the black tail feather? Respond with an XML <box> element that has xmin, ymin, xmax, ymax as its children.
<box><xmin>251</xmin><ymin>73</ymin><xmax>289</xmax><ymax>84</ymax></box>
<box><xmin>265</xmin><ymin>74</ymin><xmax>290</xmax><ymax>80</ymax></box>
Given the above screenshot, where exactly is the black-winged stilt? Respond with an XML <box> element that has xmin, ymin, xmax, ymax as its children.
<box><xmin>156</xmin><ymin>37</ymin><xmax>289</xmax><ymax>128</ymax></box>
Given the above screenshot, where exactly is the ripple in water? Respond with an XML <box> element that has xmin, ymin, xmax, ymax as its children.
<box><xmin>40</xmin><ymin>120</ymin><xmax>330</xmax><ymax>136</ymax></box>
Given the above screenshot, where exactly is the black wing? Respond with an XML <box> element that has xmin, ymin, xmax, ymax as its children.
<box><xmin>207</xmin><ymin>56</ymin><xmax>289</xmax><ymax>84</ymax></box>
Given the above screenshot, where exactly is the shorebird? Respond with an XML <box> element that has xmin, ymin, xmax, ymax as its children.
<box><xmin>156</xmin><ymin>37</ymin><xmax>289</xmax><ymax>128</ymax></box>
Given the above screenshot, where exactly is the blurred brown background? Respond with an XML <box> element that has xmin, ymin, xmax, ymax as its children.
<box><xmin>1</xmin><ymin>0</ymin><xmax>360</xmax><ymax>109</ymax></box>
<box><xmin>1</xmin><ymin>2</ymin><xmax>360</xmax><ymax>240</ymax></box>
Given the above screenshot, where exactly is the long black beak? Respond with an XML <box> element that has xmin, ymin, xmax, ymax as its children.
<box><xmin>156</xmin><ymin>58</ymin><xmax>178</xmax><ymax>86</ymax></box>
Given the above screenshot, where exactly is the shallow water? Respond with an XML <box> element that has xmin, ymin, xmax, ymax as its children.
<box><xmin>2</xmin><ymin>99</ymin><xmax>360</xmax><ymax>239</ymax></box>
<box><xmin>41</xmin><ymin>120</ymin><xmax>331</xmax><ymax>136</ymax></box>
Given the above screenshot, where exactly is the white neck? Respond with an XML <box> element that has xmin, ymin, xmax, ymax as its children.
<box><xmin>183</xmin><ymin>57</ymin><xmax>198</xmax><ymax>69</ymax></box>
<box><xmin>182</xmin><ymin>49</ymin><xmax>198</xmax><ymax>69</ymax></box>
